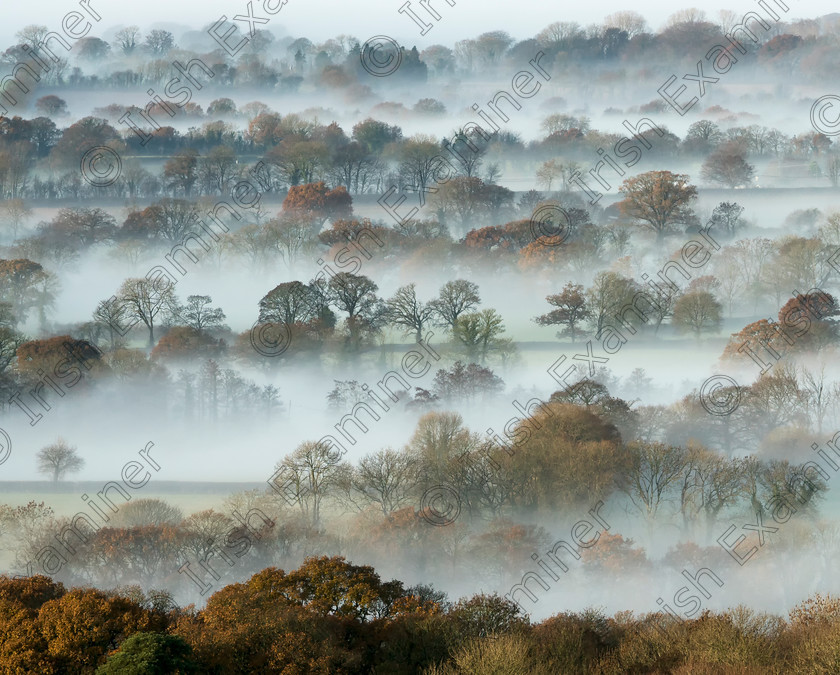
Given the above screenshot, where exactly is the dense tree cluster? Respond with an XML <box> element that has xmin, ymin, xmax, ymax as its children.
<box><xmin>1</xmin><ymin>564</ymin><xmax>840</xmax><ymax>673</ymax></box>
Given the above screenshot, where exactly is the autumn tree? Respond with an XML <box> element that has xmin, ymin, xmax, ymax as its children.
<box><xmin>111</xmin><ymin>499</ymin><xmax>183</xmax><ymax>528</ymax></box>
<box><xmin>282</xmin><ymin>181</ymin><xmax>353</xmax><ymax>219</ymax></box>
<box><xmin>16</xmin><ymin>335</ymin><xmax>103</xmax><ymax>381</ymax></box>
<box><xmin>617</xmin><ymin>170</ymin><xmax>698</xmax><ymax>240</ymax></box>
<box><xmin>36</xmin><ymin>439</ymin><xmax>85</xmax><ymax>482</ymax></box>
<box><xmin>535</xmin><ymin>282</ymin><xmax>590</xmax><ymax>341</ymax></box>
<box><xmin>501</xmin><ymin>403</ymin><xmax>626</xmax><ymax>511</ymax></box>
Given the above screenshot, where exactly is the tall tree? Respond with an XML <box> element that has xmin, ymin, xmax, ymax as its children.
<box><xmin>385</xmin><ymin>283</ymin><xmax>434</xmax><ymax>342</ymax></box>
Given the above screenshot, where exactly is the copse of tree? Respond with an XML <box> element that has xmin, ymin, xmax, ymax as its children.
<box><xmin>16</xmin><ymin>335</ymin><xmax>103</xmax><ymax>381</ymax></box>
<box><xmin>722</xmin><ymin>291</ymin><xmax>840</xmax><ymax>362</ymax></box>
<box><xmin>150</xmin><ymin>326</ymin><xmax>226</xmax><ymax>361</ymax></box>
<box><xmin>282</xmin><ymin>181</ymin><xmax>353</xmax><ymax>219</ymax></box>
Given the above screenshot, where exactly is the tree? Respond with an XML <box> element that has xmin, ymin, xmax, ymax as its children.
<box><xmin>36</xmin><ymin>439</ymin><xmax>84</xmax><ymax>482</ymax></box>
<box><xmin>144</xmin><ymin>29</ymin><xmax>174</xmax><ymax>55</ymax></box>
<box><xmin>282</xmin><ymin>181</ymin><xmax>352</xmax><ymax>219</ymax></box>
<box><xmin>672</xmin><ymin>291</ymin><xmax>723</xmax><ymax>338</ymax></box>
<box><xmin>683</xmin><ymin>120</ymin><xmax>723</xmax><ymax>154</ymax></box>
<box><xmin>535</xmin><ymin>282</ymin><xmax>590</xmax><ymax>341</ymax></box>
<box><xmin>0</xmin><ymin>198</ymin><xmax>32</xmax><ymax>239</ymax></box>
<box><xmin>96</xmin><ymin>632</ymin><xmax>198</xmax><ymax>674</ymax></box>
<box><xmin>702</xmin><ymin>144</ymin><xmax>756</xmax><ymax>188</ymax></box>
<box><xmin>177</xmin><ymin>295</ymin><xmax>226</xmax><ymax>333</ymax></box>
<box><xmin>617</xmin><ymin>171</ymin><xmax>698</xmax><ymax>240</ymax></box>
<box><xmin>351</xmin><ymin>118</ymin><xmax>403</xmax><ymax>154</ymax></box>
<box><xmin>117</xmin><ymin>277</ymin><xmax>178</xmax><ymax>347</ymax></box>
<box><xmin>586</xmin><ymin>272</ymin><xmax>642</xmax><ymax>337</ymax></box>
<box><xmin>112</xmin><ymin>499</ymin><xmax>183</xmax><ymax>528</ymax></box>
<box><xmin>34</xmin><ymin>96</ymin><xmax>69</xmax><ymax>117</ymax></box>
<box><xmin>343</xmin><ymin>448</ymin><xmax>420</xmax><ymax>516</ymax></box>
<box><xmin>709</xmin><ymin>201</ymin><xmax>745</xmax><ymax>238</ymax></box>
<box><xmin>398</xmin><ymin>135</ymin><xmax>446</xmax><ymax>199</ymax></box>
<box><xmin>76</xmin><ymin>37</ymin><xmax>111</xmax><ymax>60</ymax></box>
<box><xmin>0</xmin><ymin>258</ymin><xmax>54</xmax><ymax>325</ymax></box>
<box><xmin>94</xmin><ymin>296</ymin><xmax>129</xmax><ymax>350</ymax></box>
<box><xmin>113</xmin><ymin>26</ymin><xmax>141</xmax><ymax>55</ymax></box>
<box><xmin>618</xmin><ymin>442</ymin><xmax>688</xmax><ymax>523</ymax></box>
<box><xmin>163</xmin><ymin>149</ymin><xmax>199</xmax><ymax>197</ymax></box>
<box><xmin>327</xmin><ymin>272</ymin><xmax>381</xmax><ymax>347</ymax></box>
<box><xmin>431</xmin><ymin>361</ymin><xmax>505</xmax><ymax>402</ymax></box>
<box><xmin>275</xmin><ymin>441</ymin><xmax>343</xmax><ymax>524</ymax></box>
<box><xmin>453</xmin><ymin>309</ymin><xmax>509</xmax><ymax>364</ymax></box>
<box><xmin>197</xmin><ymin>146</ymin><xmax>238</xmax><ymax>195</ymax></box>
<box><xmin>385</xmin><ymin>283</ymin><xmax>434</xmax><ymax>342</ymax></box>
<box><xmin>258</xmin><ymin>281</ymin><xmax>317</xmax><ymax>326</ymax></box>
<box><xmin>430</xmin><ymin>280</ymin><xmax>481</xmax><ymax>332</ymax></box>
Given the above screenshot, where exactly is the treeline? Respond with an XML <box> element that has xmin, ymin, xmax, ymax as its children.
<box><xmin>5</xmin><ymin>10</ymin><xmax>840</xmax><ymax>92</ymax></box>
<box><xmin>1</xmin><ymin>399</ymin><xmax>828</xmax><ymax>591</ymax></box>
<box><xmin>2</xmin><ymin>561</ymin><xmax>840</xmax><ymax>673</ymax></box>
<box><xmin>0</xmin><ymin>108</ymin><xmax>839</xmax><ymax>206</ymax></box>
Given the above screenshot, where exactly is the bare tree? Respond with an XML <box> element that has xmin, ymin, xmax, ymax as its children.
<box><xmin>117</xmin><ymin>277</ymin><xmax>178</xmax><ymax>346</ymax></box>
<box><xmin>385</xmin><ymin>283</ymin><xmax>435</xmax><ymax>342</ymax></box>
<box><xmin>342</xmin><ymin>448</ymin><xmax>420</xmax><ymax>515</ymax></box>
<box><xmin>619</xmin><ymin>442</ymin><xmax>688</xmax><ymax>523</ymax></box>
<box><xmin>177</xmin><ymin>295</ymin><xmax>226</xmax><ymax>333</ymax></box>
<box><xmin>430</xmin><ymin>279</ymin><xmax>481</xmax><ymax>332</ymax></box>
<box><xmin>113</xmin><ymin>25</ymin><xmax>141</xmax><ymax>55</ymax></box>
<box><xmin>36</xmin><ymin>439</ymin><xmax>84</xmax><ymax>482</ymax></box>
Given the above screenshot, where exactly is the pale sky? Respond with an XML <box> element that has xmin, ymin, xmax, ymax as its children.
<box><xmin>0</xmin><ymin>0</ymin><xmax>834</xmax><ymax>50</ymax></box>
